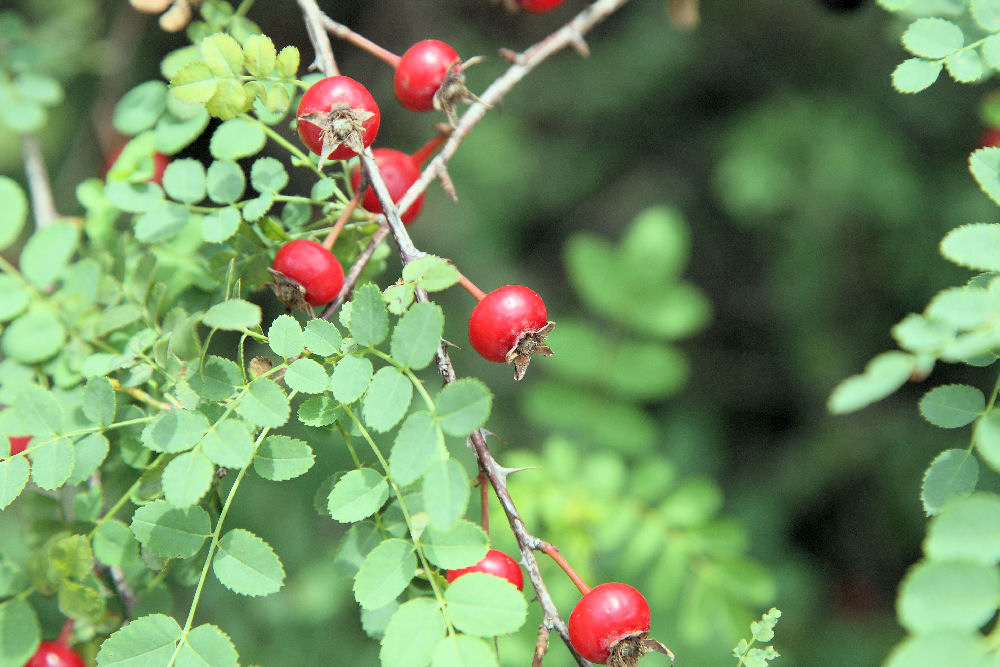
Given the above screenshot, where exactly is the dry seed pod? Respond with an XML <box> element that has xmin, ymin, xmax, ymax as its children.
<box><xmin>159</xmin><ymin>0</ymin><xmax>193</xmax><ymax>32</ymax></box>
<box><xmin>129</xmin><ymin>0</ymin><xmax>172</xmax><ymax>12</ymax></box>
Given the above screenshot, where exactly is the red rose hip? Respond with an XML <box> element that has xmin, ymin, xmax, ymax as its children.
<box><xmin>25</xmin><ymin>641</ymin><xmax>86</xmax><ymax>667</ymax></box>
<box><xmin>349</xmin><ymin>148</ymin><xmax>424</xmax><ymax>224</ymax></box>
<box><xmin>394</xmin><ymin>40</ymin><xmax>460</xmax><ymax>112</ymax></box>
<box><xmin>518</xmin><ymin>0</ymin><xmax>566</xmax><ymax>12</ymax></box>
<box><xmin>468</xmin><ymin>285</ymin><xmax>553</xmax><ymax>379</ymax></box>
<box><xmin>271</xmin><ymin>239</ymin><xmax>344</xmax><ymax>307</ymax></box>
<box><xmin>568</xmin><ymin>583</ymin><xmax>672</xmax><ymax>666</ymax></box>
<box><xmin>296</xmin><ymin>76</ymin><xmax>380</xmax><ymax>166</ymax></box>
<box><xmin>446</xmin><ymin>549</ymin><xmax>524</xmax><ymax>591</ymax></box>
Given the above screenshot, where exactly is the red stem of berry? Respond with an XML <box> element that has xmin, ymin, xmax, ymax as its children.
<box><xmin>457</xmin><ymin>271</ymin><xmax>487</xmax><ymax>301</ymax></box>
<box><xmin>322</xmin><ymin>16</ymin><xmax>401</xmax><ymax>68</ymax></box>
<box><xmin>541</xmin><ymin>542</ymin><xmax>591</xmax><ymax>595</ymax></box>
<box><xmin>410</xmin><ymin>129</ymin><xmax>451</xmax><ymax>168</ymax></box>
<box><xmin>56</xmin><ymin>618</ymin><xmax>74</xmax><ymax>647</ymax></box>
<box><xmin>321</xmin><ymin>187</ymin><xmax>363</xmax><ymax>250</ymax></box>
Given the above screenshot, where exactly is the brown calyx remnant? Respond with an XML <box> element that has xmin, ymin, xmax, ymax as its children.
<box><xmin>266</xmin><ymin>268</ymin><xmax>315</xmax><ymax>318</ymax></box>
<box><xmin>607</xmin><ymin>632</ymin><xmax>675</xmax><ymax>667</ymax></box>
<box><xmin>297</xmin><ymin>103</ymin><xmax>376</xmax><ymax>169</ymax></box>
<box><xmin>433</xmin><ymin>57</ymin><xmax>489</xmax><ymax>126</ymax></box>
<box><xmin>507</xmin><ymin>321</ymin><xmax>554</xmax><ymax>381</ymax></box>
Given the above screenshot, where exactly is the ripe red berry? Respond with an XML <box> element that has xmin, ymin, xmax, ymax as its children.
<box><xmin>980</xmin><ymin>128</ymin><xmax>1000</xmax><ymax>149</ymax></box>
<box><xmin>271</xmin><ymin>240</ymin><xmax>345</xmax><ymax>307</ymax></box>
<box><xmin>468</xmin><ymin>285</ymin><xmax>553</xmax><ymax>379</ymax></box>
<box><xmin>296</xmin><ymin>76</ymin><xmax>380</xmax><ymax>166</ymax></box>
<box><xmin>349</xmin><ymin>148</ymin><xmax>424</xmax><ymax>224</ymax></box>
<box><xmin>568</xmin><ymin>583</ymin><xmax>666</xmax><ymax>665</ymax></box>
<box><xmin>103</xmin><ymin>145</ymin><xmax>170</xmax><ymax>186</ymax></box>
<box><xmin>7</xmin><ymin>436</ymin><xmax>30</xmax><ymax>457</ymax></box>
<box><xmin>25</xmin><ymin>641</ymin><xmax>86</xmax><ymax>667</ymax></box>
<box><xmin>518</xmin><ymin>0</ymin><xmax>566</xmax><ymax>12</ymax></box>
<box><xmin>394</xmin><ymin>40</ymin><xmax>461</xmax><ymax>112</ymax></box>
<box><xmin>446</xmin><ymin>549</ymin><xmax>524</xmax><ymax>591</ymax></box>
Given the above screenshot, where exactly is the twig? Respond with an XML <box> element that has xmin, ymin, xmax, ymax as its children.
<box><xmin>295</xmin><ymin>0</ymin><xmax>339</xmax><ymax>76</ymax></box>
<box><xmin>21</xmin><ymin>134</ymin><xmax>59</xmax><ymax>228</ymax></box>
<box><xmin>321</xmin><ymin>15</ymin><xmax>401</xmax><ymax>68</ymax></box>
<box><xmin>533</xmin><ymin>622</ymin><xmax>551</xmax><ymax>667</ymax></box>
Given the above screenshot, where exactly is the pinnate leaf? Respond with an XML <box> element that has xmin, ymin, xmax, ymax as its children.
<box><xmin>401</xmin><ymin>256</ymin><xmax>460</xmax><ymax>292</ymax></box>
<box><xmin>435</xmin><ymin>379</ymin><xmax>492</xmax><ymax>437</ymax></box>
<box><xmin>83</xmin><ymin>377</ymin><xmax>115</xmax><ymax>426</ymax></box>
<box><xmin>175</xmin><ymin>624</ymin><xmax>239</xmax><ymax>667</ymax></box>
<box><xmin>0</xmin><ymin>457</ymin><xmax>30</xmax><ymax>510</ymax></box>
<box><xmin>253</xmin><ymin>435</ymin><xmax>314</xmax><ymax>481</ymax></box>
<box><xmin>94</xmin><ymin>520</ymin><xmax>140</xmax><ymax>568</ymax></box>
<box><xmin>96</xmin><ymin>613</ymin><xmax>181</xmax><ymax>666</ymax></box>
<box><xmin>30</xmin><ymin>437</ymin><xmax>74</xmax><ymax>490</ymax></box>
<box><xmin>922</xmin><ymin>449</ymin><xmax>979</xmax><ymax>516</ymax></box>
<box><xmin>422</xmin><ymin>521</ymin><xmax>488</xmax><ymax>570</ymax></box>
<box><xmin>142</xmin><ymin>409</ymin><xmax>210</xmax><ymax>453</ymax></box>
<box><xmin>284</xmin><ymin>357</ymin><xmax>329</xmax><ymax>394</ymax></box>
<box><xmin>267</xmin><ymin>313</ymin><xmax>303</xmax><ymax>358</ymax></box>
<box><xmin>243</xmin><ymin>34</ymin><xmax>276</xmax><ymax>77</ymax></box>
<box><xmin>200</xmin><ymin>419</ymin><xmax>254</xmax><ymax>468</ymax></box>
<box><xmin>303</xmin><ymin>318</ymin><xmax>342</xmax><ymax>355</ymax></box>
<box><xmin>919</xmin><ymin>385</ymin><xmax>985</xmax><ymax>428</ymax></box>
<box><xmin>379</xmin><ymin>598</ymin><xmax>447</xmax><ymax>667</ymax></box>
<box><xmin>444</xmin><ymin>572</ymin><xmax>527</xmax><ymax>637</ymax></box>
<box><xmin>902</xmin><ymin>18</ymin><xmax>963</xmax><ymax>59</ymax></box>
<box><xmin>389</xmin><ymin>412</ymin><xmax>445</xmax><ymax>486</ymax></box>
<box><xmin>892</xmin><ymin>58</ymin><xmax>942</xmax><ymax>93</ymax></box>
<box><xmin>354</xmin><ymin>539</ymin><xmax>416</xmax><ymax>610</ymax></box>
<box><xmin>162</xmin><ymin>450</ymin><xmax>215</xmax><ymax>507</ymax></box>
<box><xmin>940</xmin><ymin>222</ymin><xmax>1000</xmax><ymax>271</ymax></box>
<box><xmin>213</xmin><ymin>529</ymin><xmax>285</xmax><ymax>597</ymax></box>
<box><xmin>328</xmin><ymin>468</ymin><xmax>389</xmax><ymax>522</ymax></box>
<box><xmin>331</xmin><ymin>355</ymin><xmax>373</xmax><ymax>404</ymax></box>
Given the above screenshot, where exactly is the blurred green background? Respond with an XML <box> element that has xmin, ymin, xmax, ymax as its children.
<box><xmin>3</xmin><ymin>0</ymin><xmax>998</xmax><ymax>665</ymax></box>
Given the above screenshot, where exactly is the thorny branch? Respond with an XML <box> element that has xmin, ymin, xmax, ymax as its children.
<box><xmin>299</xmin><ymin>1</ymin><xmax>635</xmax><ymax>664</ymax></box>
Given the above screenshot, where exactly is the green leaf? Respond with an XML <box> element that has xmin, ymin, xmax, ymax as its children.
<box><xmin>155</xmin><ymin>109</ymin><xmax>210</xmax><ymax>155</ymax></box>
<box><xmin>190</xmin><ymin>355</ymin><xmax>242</xmax><ymax>400</ymax></box>
<box><xmin>331</xmin><ymin>355</ymin><xmax>374</xmax><ymax>404</ymax></box>
<box><xmin>0</xmin><ymin>177</ymin><xmax>28</xmax><ymax>251</ymax></box>
<box><xmin>169</xmin><ymin>61</ymin><xmax>218</xmax><ymax>106</ymax></box>
<box><xmin>328</xmin><ymin>468</ymin><xmax>389</xmax><ymax>522</ymax></box>
<box><xmin>276</xmin><ymin>46</ymin><xmax>300</xmax><ymax>78</ymax></box>
<box><xmin>135</xmin><ymin>201</ymin><xmax>192</xmax><ymax>243</ymax></box>
<box><xmin>974</xmin><ymin>0</ymin><xmax>1000</xmax><ymax>31</ymax></box>
<box><xmin>250</xmin><ymin>157</ymin><xmax>289</xmax><ymax>193</ymax></box>
<box><xmin>922</xmin><ymin>449</ymin><xmax>979</xmax><ymax>516</ymax></box>
<box><xmin>201</xmin><ymin>32</ymin><xmax>244</xmax><ymax>77</ymax></box>
<box><xmin>0</xmin><ymin>599</ymin><xmax>40</xmax><ymax>666</ymax></box>
<box><xmin>201</xmin><ymin>419</ymin><xmax>254</xmax><ymax>468</ymax></box>
<box><xmin>243</xmin><ymin>33</ymin><xmax>277</xmax><ymax>76</ymax></box>
<box><xmin>892</xmin><ymin>58</ymin><xmax>943</xmax><ymax>93</ymax></box>
<box><xmin>203</xmin><ymin>298</ymin><xmax>262</xmax><ymax>330</ymax></box>
<box><xmin>379</xmin><ymin>598</ymin><xmax>446</xmax><ymax>667</ymax></box>
<box><xmin>236</xmin><ymin>378</ymin><xmax>289</xmax><ymax>428</ymax></box>
<box><xmin>96</xmin><ymin>613</ymin><xmax>181</xmax><ymax>666</ymax></box>
<box><xmin>391</xmin><ymin>302</ymin><xmax>444</xmax><ymax>370</ymax></box>
<box><xmin>362</xmin><ymin>367</ymin><xmax>413</xmax><ymax>433</ymax></box>
<box><xmin>94</xmin><ymin>520</ymin><xmax>140</xmax><ymax>568</ymax></box>
<box><xmin>902</xmin><ymin>18</ymin><xmax>963</xmax><ymax>59</ymax></box>
<box><xmin>435</xmin><ymin>379</ymin><xmax>492</xmax><ymax>437</ymax></box>
<box><xmin>162</xmin><ymin>158</ymin><xmax>207</xmax><ymax>204</ymax></box>
<box><xmin>284</xmin><ymin>358</ymin><xmax>329</xmax><ymax>394</ymax></box>
<box><xmin>333</xmin><ymin>521</ymin><xmax>381</xmax><ymax>576</ymax></box>
<box><xmin>67</xmin><ymin>434</ymin><xmax>109</xmax><ymax>485</ymax></box>
<box><xmin>30</xmin><ymin>437</ymin><xmax>74</xmax><ymax>490</ymax></box>
<box><xmin>920</xmin><ymin>385</ymin><xmax>985</xmax><ymax>428</ymax></box>
<box><xmin>971</xmin><ymin>150</ymin><xmax>1000</xmax><ymax>209</ymax></box>
<box><xmin>353</xmin><ymin>538</ymin><xmax>416</xmax><ymax>610</ymax></box>
<box><xmin>130</xmin><ymin>500</ymin><xmax>210</xmax><ymax>559</ymax></box>
<box><xmin>175</xmin><ymin>623</ymin><xmax>239</xmax><ymax>667</ymax></box>
<box><xmin>390</xmin><ymin>412</ymin><xmax>445</xmax><ymax>486</ymax></box>
<box><xmin>384</xmin><ymin>283</ymin><xmax>416</xmax><ymax>315</ymax></box>
<box><xmin>443</xmin><ymin>572</ymin><xmax>527</xmax><ymax>637</ymax></box>
<box><xmin>20</xmin><ymin>220</ymin><xmax>79</xmax><ymax>289</ymax></box>
<box><xmin>105</xmin><ymin>180</ymin><xmax>164</xmax><ymax>212</ymax></box>
<box><xmin>431</xmin><ymin>635</ymin><xmax>499</xmax><ymax>667</ymax></box>
<box><xmin>297</xmin><ymin>395</ymin><xmax>341</xmax><ymax>427</ymax></box>
<box><xmin>12</xmin><ymin>384</ymin><xmax>64</xmax><ymax>435</ymax></box>
<box><xmin>926</xmin><ymin>286</ymin><xmax>996</xmax><ymax>330</ymax></box>
<box><xmin>351</xmin><ymin>283</ymin><xmax>389</xmax><ymax>347</ymax></box>
<box><xmin>206</xmin><ymin>160</ymin><xmax>246</xmax><ymax>204</ymax></box>
<box><xmin>1</xmin><ymin>306</ymin><xmax>66</xmax><ymax>364</ymax></box>
<box><xmin>0</xmin><ymin>457</ymin><xmax>30</xmax><ymax>510</ymax></box>
<box><xmin>267</xmin><ymin>313</ymin><xmax>304</xmax><ymax>358</ymax></box>
<box><xmin>402</xmin><ymin>256</ymin><xmax>460</xmax><ymax>292</ymax></box>
<box><xmin>113</xmin><ymin>81</ymin><xmax>168</xmax><ymax>135</ymax></box>
<box><xmin>422</xmin><ymin>521</ymin><xmax>488</xmax><ymax>570</ymax></box>
<box><xmin>940</xmin><ymin>222</ymin><xmax>1000</xmax><ymax>271</ymax></box>
<box><xmin>241</xmin><ymin>191</ymin><xmax>274</xmax><ymax>221</ymax></box>
<box><xmin>58</xmin><ymin>580</ymin><xmax>105</xmax><ymax>622</ymax></box>
<box><xmin>827</xmin><ymin>351</ymin><xmax>915</xmax><ymax>414</ymax></box>
<box><xmin>210</xmin><ymin>117</ymin><xmax>266</xmax><ymax>160</ymax></box>
<box><xmin>884</xmin><ymin>633</ymin><xmax>987</xmax><ymax>667</ymax></box>
<box><xmin>898</xmin><ymin>560</ymin><xmax>999</xmax><ymax>633</ymax></box>
<box><xmin>253</xmin><ymin>435</ymin><xmax>314</xmax><ymax>481</ymax></box>
<box><xmin>946</xmin><ymin>50</ymin><xmax>984</xmax><ymax>83</ymax></box>
<box><xmin>0</xmin><ymin>275</ymin><xmax>29</xmax><ymax>322</ymax></box>
<box><xmin>142</xmin><ymin>409</ymin><xmax>210</xmax><ymax>453</ymax></box>
<box><xmin>303</xmin><ymin>318</ymin><xmax>342</xmax><ymax>355</ymax></box>
<box><xmin>213</xmin><ymin>529</ymin><xmax>285</xmax><ymax>597</ymax></box>
<box><xmin>162</xmin><ymin>450</ymin><xmax>215</xmax><ymax>507</ymax></box>
<box><xmin>925</xmin><ymin>493</ymin><xmax>1000</xmax><ymax>565</ymax></box>
<box><xmin>423</xmin><ymin>459</ymin><xmax>469</xmax><ymax>529</ymax></box>
<box><xmin>201</xmin><ymin>206</ymin><xmax>242</xmax><ymax>243</ymax></box>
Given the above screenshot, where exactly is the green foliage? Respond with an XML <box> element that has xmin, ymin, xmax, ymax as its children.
<box><xmin>732</xmin><ymin>607</ymin><xmax>781</xmax><ymax>667</ymax></box>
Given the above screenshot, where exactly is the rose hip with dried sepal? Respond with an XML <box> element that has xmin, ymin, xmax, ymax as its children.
<box><xmin>446</xmin><ymin>549</ymin><xmax>524</xmax><ymax>591</ymax></box>
<box><xmin>568</xmin><ymin>583</ymin><xmax>673</xmax><ymax>666</ymax></box>
<box><xmin>467</xmin><ymin>285</ymin><xmax>554</xmax><ymax>380</ymax></box>
<box><xmin>296</xmin><ymin>76</ymin><xmax>380</xmax><ymax>168</ymax></box>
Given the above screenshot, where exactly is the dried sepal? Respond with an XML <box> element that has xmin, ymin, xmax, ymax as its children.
<box><xmin>267</xmin><ymin>267</ymin><xmax>315</xmax><ymax>317</ymax></box>
<box><xmin>607</xmin><ymin>632</ymin><xmax>675</xmax><ymax>667</ymax></box>
<box><xmin>506</xmin><ymin>321</ymin><xmax>554</xmax><ymax>381</ymax></box>
<box><xmin>433</xmin><ymin>56</ymin><xmax>489</xmax><ymax>126</ymax></box>
<box><xmin>297</xmin><ymin>103</ymin><xmax>376</xmax><ymax>169</ymax></box>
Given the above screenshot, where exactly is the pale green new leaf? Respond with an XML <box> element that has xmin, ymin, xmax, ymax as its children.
<box><xmin>827</xmin><ymin>351</ymin><xmax>915</xmax><ymax>414</ymax></box>
<box><xmin>328</xmin><ymin>468</ymin><xmax>389</xmax><ymax>522</ymax></box>
<box><xmin>170</xmin><ymin>61</ymin><xmax>218</xmax><ymax>105</ymax></box>
<box><xmin>919</xmin><ymin>384</ymin><xmax>985</xmax><ymax>428</ymax></box>
<box><xmin>401</xmin><ymin>256</ymin><xmax>460</xmax><ymax>292</ymax></box>
<box><xmin>380</xmin><ymin>598</ymin><xmax>446</xmax><ymax>667</ymax></box>
<box><xmin>201</xmin><ymin>33</ymin><xmax>244</xmax><ymax>78</ymax></box>
<box><xmin>276</xmin><ymin>46</ymin><xmax>300</xmax><ymax>78</ymax></box>
<box><xmin>213</xmin><ymin>529</ymin><xmax>285</xmax><ymax>597</ymax></box>
<box><xmin>897</xmin><ymin>560</ymin><xmax>999</xmax><ymax>633</ymax></box>
<box><xmin>353</xmin><ymin>538</ymin><xmax>416</xmax><ymax>610</ymax></box>
<box><xmin>253</xmin><ymin>435</ymin><xmax>314</xmax><ymax>481</ymax></box>
<box><xmin>243</xmin><ymin>34</ymin><xmax>276</xmax><ymax>77</ymax></box>
<box><xmin>892</xmin><ymin>58</ymin><xmax>943</xmax><ymax>93</ymax></box>
<box><xmin>940</xmin><ymin>222</ymin><xmax>1000</xmax><ymax>271</ymax></box>
<box><xmin>902</xmin><ymin>18</ymin><xmax>963</xmax><ymax>59</ymax></box>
